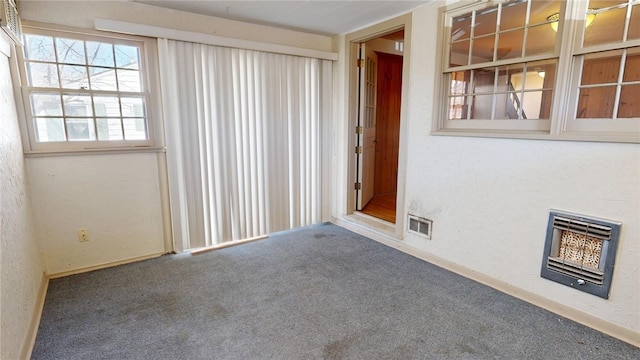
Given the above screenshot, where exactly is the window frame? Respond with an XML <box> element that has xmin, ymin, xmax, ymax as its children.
<box><xmin>433</xmin><ymin>0</ymin><xmax>640</xmax><ymax>143</ymax></box>
<box><xmin>16</xmin><ymin>22</ymin><xmax>163</xmax><ymax>153</ymax></box>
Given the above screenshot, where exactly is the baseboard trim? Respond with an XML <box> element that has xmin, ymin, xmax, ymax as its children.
<box><xmin>191</xmin><ymin>235</ymin><xmax>268</xmax><ymax>255</ymax></box>
<box><xmin>333</xmin><ymin>218</ymin><xmax>640</xmax><ymax>348</ymax></box>
<box><xmin>47</xmin><ymin>252</ymin><xmax>165</xmax><ymax>279</ymax></box>
<box><xmin>20</xmin><ymin>272</ymin><xmax>49</xmax><ymax>360</ymax></box>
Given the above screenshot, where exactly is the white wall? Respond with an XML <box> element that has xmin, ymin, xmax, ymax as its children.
<box><xmin>17</xmin><ymin>1</ymin><xmax>335</xmax><ymax>275</ymax></box>
<box><xmin>0</xmin><ymin>38</ymin><xmax>46</xmax><ymax>360</ymax></box>
<box><xmin>15</xmin><ymin>0</ymin><xmax>639</xmax><ymax>346</ymax></box>
<box><xmin>333</xmin><ymin>2</ymin><xmax>640</xmax><ymax>344</ymax></box>
<box><xmin>26</xmin><ymin>153</ymin><xmax>166</xmax><ymax>275</ymax></box>
<box><xmin>18</xmin><ymin>1</ymin><xmax>333</xmax><ymax>53</ymax></box>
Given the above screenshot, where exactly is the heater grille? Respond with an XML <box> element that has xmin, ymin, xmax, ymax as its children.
<box><xmin>408</xmin><ymin>214</ymin><xmax>432</xmax><ymax>239</ymax></box>
<box><xmin>1</xmin><ymin>0</ymin><xmax>21</xmax><ymax>45</ymax></box>
<box><xmin>541</xmin><ymin>210</ymin><xmax>620</xmax><ymax>299</ymax></box>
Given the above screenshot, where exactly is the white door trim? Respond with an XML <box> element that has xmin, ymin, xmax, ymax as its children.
<box><xmin>343</xmin><ymin>13</ymin><xmax>412</xmax><ymax>239</ymax></box>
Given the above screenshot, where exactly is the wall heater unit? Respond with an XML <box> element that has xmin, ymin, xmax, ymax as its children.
<box><xmin>1</xmin><ymin>0</ymin><xmax>22</xmax><ymax>45</ymax></box>
<box><xmin>540</xmin><ymin>210</ymin><xmax>621</xmax><ymax>299</ymax></box>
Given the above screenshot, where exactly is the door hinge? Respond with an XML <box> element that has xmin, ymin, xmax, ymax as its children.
<box><xmin>357</xmin><ymin>59</ymin><xmax>364</xmax><ymax>68</ymax></box>
<box><xmin>355</xmin><ymin>146</ymin><xmax>363</xmax><ymax>154</ymax></box>
<box><xmin>356</xmin><ymin>126</ymin><xmax>363</xmax><ymax>134</ymax></box>
<box><xmin>355</xmin><ymin>182</ymin><xmax>362</xmax><ymax>190</ymax></box>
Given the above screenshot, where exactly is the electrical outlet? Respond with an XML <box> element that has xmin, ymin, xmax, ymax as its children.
<box><xmin>77</xmin><ymin>228</ymin><xmax>89</xmax><ymax>242</ymax></box>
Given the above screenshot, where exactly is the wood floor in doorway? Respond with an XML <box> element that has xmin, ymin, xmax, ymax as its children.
<box><xmin>361</xmin><ymin>193</ymin><xmax>396</xmax><ymax>223</ymax></box>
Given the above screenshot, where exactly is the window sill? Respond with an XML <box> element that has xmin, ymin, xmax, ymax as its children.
<box><xmin>430</xmin><ymin>129</ymin><xmax>640</xmax><ymax>144</ymax></box>
<box><xmin>23</xmin><ymin>146</ymin><xmax>166</xmax><ymax>158</ymax></box>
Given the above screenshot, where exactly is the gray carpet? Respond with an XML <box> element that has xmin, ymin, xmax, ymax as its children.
<box><xmin>32</xmin><ymin>223</ymin><xmax>639</xmax><ymax>359</ymax></box>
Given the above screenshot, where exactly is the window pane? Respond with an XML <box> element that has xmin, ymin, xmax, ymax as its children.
<box><xmin>34</xmin><ymin>118</ymin><xmax>65</xmax><ymax>142</ymax></box>
<box><xmin>474</xmin><ymin>6</ymin><xmax>498</xmax><ymax>37</ymax></box>
<box><xmin>577</xmin><ymin>86</ymin><xmax>617</xmax><ymax>118</ymax></box>
<box><xmin>581</xmin><ymin>51</ymin><xmax>621</xmax><ymax>85</ymax></box>
<box><xmin>448</xmin><ymin>96</ymin><xmax>468</xmax><ymax>119</ymax></box>
<box><xmin>93</xmin><ymin>96</ymin><xmax>121</xmax><ymax>117</ymax></box>
<box><xmin>121</xmin><ymin>97</ymin><xmax>145</xmax><ymax>117</ymax></box>
<box><xmin>63</xmin><ymin>95</ymin><xmax>92</xmax><ymax>117</ymax></box>
<box><xmin>525</xmin><ymin>24</ymin><xmax>555</xmax><ymax>56</ymax></box>
<box><xmin>588</xmin><ymin>0</ymin><xmax>627</xmax><ymax>10</ymax></box>
<box><xmin>66</xmin><ymin>118</ymin><xmax>96</xmax><ymax>141</ymax></box>
<box><xmin>89</xmin><ymin>66</ymin><xmax>118</xmax><ymax>91</ymax></box>
<box><xmin>86</xmin><ymin>41</ymin><xmax>115</xmax><ymax>67</ymax></box>
<box><xmin>471</xmin><ymin>35</ymin><xmax>495</xmax><ymax>64</ymax></box>
<box><xmin>522</xmin><ymin>91</ymin><xmax>547</xmax><ymax>119</ymax></box>
<box><xmin>470</xmin><ymin>94</ymin><xmax>494</xmax><ymax>119</ymax></box>
<box><xmin>26</xmin><ymin>62</ymin><xmax>59</xmax><ymax>88</ymax></box>
<box><xmin>508</xmin><ymin>72</ymin><xmax>527</xmax><ymax>92</ymax></box>
<box><xmin>630</xmin><ymin>4</ymin><xmax>640</xmax><ymax>40</ymax></box>
<box><xmin>514</xmin><ymin>60</ymin><xmax>557</xmax><ymax>90</ymax></box>
<box><xmin>451</xmin><ymin>14</ymin><xmax>471</xmax><ymax>41</ymax></box>
<box><xmin>530</xmin><ymin>1</ymin><xmax>562</xmax><ymax>26</ymax></box>
<box><xmin>494</xmin><ymin>92</ymin><xmax>522</xmax><ymax>119</ymax></box>
<box><xmin>450</xmin><ymin>40</ymin><xmax>469</xmax><ymax>67</ymax></box>
<box><xmin>24</xmin><ymin>35</ymin><xmax>55</xmax><ymax>62</ymax></box>
<box><xmin>115</xmin><ymin>45</ymin><xmax>140</xmax><ymax>69</ymax></box>
<box><xmin>500</xmin><ymin>0</ymin><xmax>526</xmax><ymax>31</ymax></box>
<box><xmin>97</xmin><ymin>118</ymin><xmax>123</xmax><ymax>140</ymax></box>
<box><xmin>55</xmin><ymin>38</ymin><xmax>86</xmax><ymax>65</ymax></box>
<box><xmin>623</xmin><ymin>48</ymin><xmax>640</xmax><ymax>82</ymax></box>
<box><xmin>499</xmin><ymin>63</ymin><xmax>525</xmax><ymax>92</ymax></box>
<box><xmin>30</xmin><ymin>93</ymin><xmax>62</xmax><ymax>116</ymax></box>
<box><xmin>618</xmin><ymin>84</ymin><xmax>640</xmax><ymax>118</ymax></box>
<box><xmin>117</xmin><ymin>69</ymin><xmax>142</xmax><ymax>92</ymax></box>
<box><xmin>450</xmin><ymin>71</ymin><xmax>471</xmax><ymax>95</ymax></box>
<box><xmin>584</xmin><ymin>7</ymin><xmax>627</xmax><ymax>47</ymax></box>
<box><xmin>497</xmin><ymin>29</ymin><xmax>524</xmax><ymax>60</ymax></box>
<box><xmin>59</xmin><ymin>65</ymin><xmax>89</xmax><ymax>89</ymax></box>
<box><xmin>123</xmin><ymin>118</ymin><xmax>147</xmax><ymax>140</ymax></box>
<box><xmin>526</xmin><ymin>90</ymin><xmax>554</xmax><ymax>119</ymax></box>
<box><xmin>472</xmin><ymin>68</ymin><xmax>496</xmax><ymax>94</ymax></box>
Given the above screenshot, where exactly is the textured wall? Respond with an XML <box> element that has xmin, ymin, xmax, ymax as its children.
<box><xmin>18</xmin><ymin>1</ymin><xmax>332</xmax><ymax>52</ymax></box>
<box><xmin>16</xmin><ymin>0</ymin><xmax>336</xmax><ymax>276</ymax></box>
<box><xmin>333</xmin><ymin>1</ymin><xmax>640</xmax><ymax>339</ymax></box>
<box><xmin>19</xmin><ymin>1</ymin><xmax>177</xmax><ymax>275</ymax></box>
<box><xmin>0</xmin><ymin>45</ymin><xmax>45</xmax><ymax>359</ymax></box>
<box><xmin>26</xmin><ymin>153</ymin><xmax>166</xmax><ymax>275</ymax></box>
<box><xmin>401</xmin><ymin>4</ymin><xmax>640</xmax><ymax>335</ymax></box>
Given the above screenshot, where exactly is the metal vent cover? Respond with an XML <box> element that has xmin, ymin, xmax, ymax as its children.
<box><xmin>407</xmin><ymin>214</ymin><xmax>432</xmax><ymax>239</ymax></box>
<box><xmin>1</xmin><ymin>0</ymin><xmax>22</xmax><ymax>45</ymax></box>
<box><xmin>541</xmin><ymin>210</ymin><xmax>621</xmax><ymax>299</ymax></box>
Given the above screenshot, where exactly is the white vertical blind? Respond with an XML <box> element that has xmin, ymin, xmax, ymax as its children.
<box><xmin>158</xmin><ymin>39</ymin><xmax>331</xmax><ymax>251</ymax></box>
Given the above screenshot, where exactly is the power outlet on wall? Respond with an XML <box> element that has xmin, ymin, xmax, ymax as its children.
<box><xmin>77</xmin><ymin>228</ymin><xmax>89</xmax><ymax>242</ymax></box>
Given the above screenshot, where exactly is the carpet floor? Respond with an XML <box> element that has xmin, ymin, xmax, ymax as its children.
<box><xmin>32</xmin><ymin>223</ymin><xmax>639</xmax><ymax>359</ymax></box>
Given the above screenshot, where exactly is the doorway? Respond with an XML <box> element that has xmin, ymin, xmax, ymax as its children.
<box><xmin>355</xmin><ymin>30</ymin><xmax>404</xmax><ymax>224</ymax></box>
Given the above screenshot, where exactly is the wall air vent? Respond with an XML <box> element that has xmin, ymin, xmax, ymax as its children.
<box><xmin>408</xmin><ymin>214</ymin><xmax>432</xmax><ymax>239</ymax></box>
<box><xmin>541</xmin><ymin>210</ymin><xmax>621</xmax><ymax>299</ymax></box>
<box><xmin>1</xmin><ymin>0</ymin><xmax>22</xmax><ymax>45</ymax></box>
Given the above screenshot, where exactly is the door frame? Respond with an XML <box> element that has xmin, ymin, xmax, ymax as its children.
<box><xmin>344</xmin><ymin>13</ymin><xmax>411</xmax><ymax>239</ymax></box>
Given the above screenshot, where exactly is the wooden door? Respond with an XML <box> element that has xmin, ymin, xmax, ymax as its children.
<box><xmin>374</xmin><ymin>52</ymin><xmax>402</xmax><ymax>196</ymax></box>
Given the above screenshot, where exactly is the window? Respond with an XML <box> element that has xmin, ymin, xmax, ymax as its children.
<box><xmin>436</xmin><ymin>0</ymin><xmax>640</xmax><ymax>143</ymax></box>
<box><xmin>18</xmin><ymin>25</ymin><xmax>160</xmax><ymax>152</ymax></box>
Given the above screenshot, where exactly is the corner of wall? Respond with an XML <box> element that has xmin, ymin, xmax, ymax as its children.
<box><xmin>19</xmin><ymin>273</ymin><xmax>49</xmax><ymax>360</ymax></box>
<box><xmin>0</xmin><ymin>40</ymin><xmax>47</xmax><ymax>360</ymax></box>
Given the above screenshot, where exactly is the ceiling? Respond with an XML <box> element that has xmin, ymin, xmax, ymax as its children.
<box><xmin>133</xmin><ymin>1</ymin><xmax>430</xmax><ymax>36</ymax></box>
